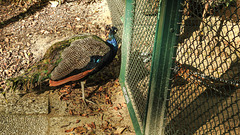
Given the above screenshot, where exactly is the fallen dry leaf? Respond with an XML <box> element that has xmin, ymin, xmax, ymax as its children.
<box><xmin>81</xmin><ymin>113</ymin><xmax>88</xmax><ymax>117</ymax></box>
<box><xmin>98</xmin><ymin>86</ymin><xmax>103</xmax><ymax>91</ymax></box>
<box><xmin>102</xmin><ymin>120</ymin><xmax>109</xmax><ymax>130</ymax></box>
<box><xmin>91</xmin><ymin>122</ymin><xmax>96</xmax><ymax>129</ymax></box>
<box><xmin>65</xmin><ymin>127</ymin><xmax>75</xmax><ymax>133</ymax></box>
<box><xmin>117</xmin><ymin>103</ymin><xmax>122</xmax><ymax>109</ymax></box>
<box><xmin>74</xmin><ymin>126</ymin><xmax>87</xmax><ymax>134</ymax></box>
<box><xmin>69</xmin><ymin>109</ymin><xmax>73</xmax><ymax>115</ymax></box>
<box><xmin>86</xmin><ymin>122</ymin><xmax>96</xmax><ymax>130</ymax></box>
<box><xmin>86</xmin><ymin>124</ymin><xmax>92</xmax><ymax>130</ymax></box>
<box><xmin>60</xmin><ymin>122</ymin><xmax>72</xmax><ymax>128</ymax></box>
<box><xmin>114</xmin><ymin>127</ymin><xmax>126</xmax><ymax>135</ymax></box>
<box><xmin>114</xmin><ymin>107</ymin><xmax>119</xmax><ymax>111</ymax></box>
<box><xmin>122</xmin><ymin>103</ymin><xmax>127</xmax><ymax>108</ymax></box>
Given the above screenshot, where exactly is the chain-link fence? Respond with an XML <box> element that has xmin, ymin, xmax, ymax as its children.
<box><xmin>116</xmin><ymin>0</ymin><xmax>161</xmax><ymax>134</ymax></box>
<box><xmin>108</xmin><ymin>0</ymin><xmax>240</xmax><ymax>134</ymax></box>
<box><xmin>106</xmin><ymin>0</ymin><xmax>125</xmax><ymax>46</ymax></box>
<box><xmin>165</xmin><ymin>0</ymin><xmax>240</xmax><ymax>134</ymax></box>
<box><xmin>124</xmin><ymin>0</ymin><xmax>159</xmax><ymax>132</ymax></box>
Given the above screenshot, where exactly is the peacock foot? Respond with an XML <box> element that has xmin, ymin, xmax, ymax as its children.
<box><xmin>80</xmin><ymin>97</ymin><xmax>95</xmax><ymax>106</ymax></box>
<box><xmin>80</xmin><ymin>81</ymin><xmax>95</xmax><ymax>106</ymax></box>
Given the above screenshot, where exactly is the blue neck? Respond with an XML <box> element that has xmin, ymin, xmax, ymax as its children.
<box><xmin>106</xmin><ymin>34</ymin><xmax>118</xmax><ymax>52</ymax></box>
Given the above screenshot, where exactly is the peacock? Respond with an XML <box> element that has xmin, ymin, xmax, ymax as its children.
<box><xmin>7</xmin><ymin>26</ymin><xmax>118</xmax><ymax>103</ymax></box>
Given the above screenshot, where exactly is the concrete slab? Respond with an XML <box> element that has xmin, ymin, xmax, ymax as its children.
<box><xmin>0</xmin><ymin>93</ymin><xmax>49</xmax><ymax>134</ymax></box>
<box><xmin>48</xmin><ymin>115</ymin><xmax>106</xmax><ymax>135</ymax></box>
<box><xmin>5</xmin><ymin>93</ymin><xmax>48</xmax><ymax>115</ymax></box>
<box><xmin>0</xmin><ymin>93</ymin><xmax>21</xmax><ymax>113</ymax></box>
<box><xmin>0</xmin><ymin>112</ymin><xmax>48</xmax><ymax>135</ymax></box>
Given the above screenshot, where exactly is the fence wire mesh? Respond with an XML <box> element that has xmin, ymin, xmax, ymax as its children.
<box><xmin>123</xmin><ymin>0</ymin><xmax>160</xmax><ymax>132</ymax></box>
<box><xmin>165</xmin><ymin>0</ymin><xmax>240</xmax><ymax>134</ymax></box>
<box><xmin>106</xmin><ymin>0</ymin><xmax>125</xmax><ymax>44</ymax></box>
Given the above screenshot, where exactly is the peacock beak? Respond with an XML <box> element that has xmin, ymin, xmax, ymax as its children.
<box><xmin>111</xmin><ymin>27</ymin><xmax>118</xmax><ymax>35</ymax></box>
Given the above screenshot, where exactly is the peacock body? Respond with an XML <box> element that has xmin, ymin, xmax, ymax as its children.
<box><xmin>7</xmin><ymin>27</ymin><xmax>118</xmax><ymax>92</ymax></box>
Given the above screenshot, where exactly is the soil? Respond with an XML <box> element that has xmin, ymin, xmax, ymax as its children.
<box><xmin>0</xmin><ymin>0</ymin><xmax>135</xmax><ymax>134</ymax></box>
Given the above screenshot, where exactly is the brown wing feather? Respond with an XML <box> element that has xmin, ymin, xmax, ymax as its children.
<box><xmin>50</xmin><ymin>36</ymin><xmax>110</xmax><ymax>81</ymax></box>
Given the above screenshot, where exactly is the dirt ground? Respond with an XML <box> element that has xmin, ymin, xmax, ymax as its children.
<box><xmin>0</xmin><ymin>0</ymin><xmax>135</xmax><ymax>134</ymax></box>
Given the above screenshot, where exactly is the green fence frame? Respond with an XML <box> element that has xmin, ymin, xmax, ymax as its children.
<box><xmin>119</xmin><ymin>0</ymin><xmax>143</xmax><ymax>134</ymax></box>
<box><xmin>119</xmin><ymin>0</ymin><xmax>183</xmax><ymax>134</ymax></box>
<box><xmin>145</xmin><ymin>0</ymin><xmax>183</xmax><ymax>134</ymax></box>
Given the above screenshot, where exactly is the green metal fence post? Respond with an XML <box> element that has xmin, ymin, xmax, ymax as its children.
<box><xmin>119</xmin><ymin>0</ymin><xmax>143</xmax><ymax>134</ymax></box>
<box><xmin>144</xmin><ymin>0</ymin><xmax>183</xmax><ymax>134</ymax></box>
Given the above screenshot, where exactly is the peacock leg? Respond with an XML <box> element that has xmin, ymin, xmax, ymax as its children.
<box><xmin>80</xmin><ymin>80</ymin><xmax>95</xmax><ymax>105</ymax></box>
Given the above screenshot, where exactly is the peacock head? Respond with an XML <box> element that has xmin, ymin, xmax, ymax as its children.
<box><xmin>106</xmin><ymin>26</ymin><xmax>118</xmax><ymax>51</ymax></box>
